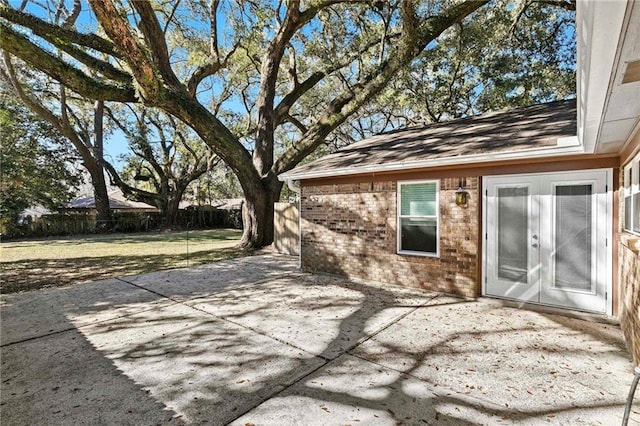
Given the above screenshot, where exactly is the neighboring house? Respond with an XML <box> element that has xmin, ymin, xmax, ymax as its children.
<box><xmin>279</xmin><ymin>0</ymin><xmax>639</xmax><ymax>359</ymax></box>
<box><xmin>63</xmin><ymin>188</ymin><xmax>159</xmax><ymax>214</ymax></box>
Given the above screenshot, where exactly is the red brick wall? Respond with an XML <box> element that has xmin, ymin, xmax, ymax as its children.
<box><xmin>301</xmin><ymin>178</ymin><xmax>479</xmax><ymax>298</ymax></box>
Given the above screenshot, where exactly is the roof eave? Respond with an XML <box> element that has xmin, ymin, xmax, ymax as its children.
<box><xmin>279</xmin><ymin>136</ymin><xmax>583</xmax><ymax>181</ymax></box>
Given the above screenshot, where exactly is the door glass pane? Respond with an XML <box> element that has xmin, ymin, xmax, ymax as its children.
<box><xmin>497</xmin><ymin>187</ymin><xmax>528</xmax><ymax>282</ymax></box>
<box><xmin>555</xmin><ymin>184</ymin><xmax>592</xmax><ymax>291</ymax></box>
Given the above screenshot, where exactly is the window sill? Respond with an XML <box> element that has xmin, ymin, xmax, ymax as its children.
<box><xmin>397</xmin><ymin>250</ymin><xmax>439</xmax><ymax>258</ymax></box>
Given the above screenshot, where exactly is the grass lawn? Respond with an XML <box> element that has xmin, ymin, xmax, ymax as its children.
<box><xmin>1</xmin><ymin>229</ymin><xmax>248</xmax><ymax>294</ymax></box>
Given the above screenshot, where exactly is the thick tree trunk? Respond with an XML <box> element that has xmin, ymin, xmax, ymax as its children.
<box><xmin>239</xmin><ymin>178</ymin><xmax>283</xmax><ymax>248</ymax></box>
<box><xmin>164</xmin><ymin>187</ymin><xmax>184</xmax><ymax>228</ymax></box>
<box><xmin>92</xmin><ymin>100</ymin><xmax>111</xmax><ymax>228</ymax></box>
<box><xmin>85</xmin><ymin>162</ymin><xmax>111</xmax><ymax>228</ymax></box>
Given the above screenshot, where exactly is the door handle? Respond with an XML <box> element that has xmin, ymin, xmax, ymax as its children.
<box><xmin>532</xmin><ymin>243</ymin><xmax>539</xmax><ymax>248</ymax></box>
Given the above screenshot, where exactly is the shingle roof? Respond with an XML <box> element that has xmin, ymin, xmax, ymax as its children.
<box><xmin>66</xmin><ymin>189</ymin><xmax>158</xmax><ymax>210</ymax></box>
<box><xmin>281</xmin><ymin>100</ymin><xmax>578</xmax><ymax>180</ymax></box>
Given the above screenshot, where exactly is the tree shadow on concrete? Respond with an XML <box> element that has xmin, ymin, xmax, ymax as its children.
<box><xmin>0</xmin><ymin>246</ymin><xmax>251</xmax><ymax>294</ymax></box>
<box><xmin>2</xmin><ymin>250</ymin><xmax>635</xmax><ymax>425</ymax></box>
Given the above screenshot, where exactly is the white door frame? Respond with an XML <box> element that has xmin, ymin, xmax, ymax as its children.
<box><xmin>481</xmin><ymin>168</ymin><xmax>613</xmax><ymax>315</ymax></box>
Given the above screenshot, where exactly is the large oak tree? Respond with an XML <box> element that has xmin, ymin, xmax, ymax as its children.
<box><xmin>0</xmin><ymin>0</ymin><xmax>572</xmax><ymax>247</ymax></box>
<box><xmin>106</xmin><ymin>106</ymin><xmax>220</xmax><ymax>226</ymax></box>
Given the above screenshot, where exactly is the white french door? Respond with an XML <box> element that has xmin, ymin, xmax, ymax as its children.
<box><xmin>484</xmin><ymin>170</ymin><xmax>611</xmax><ymax>314</ymax></box>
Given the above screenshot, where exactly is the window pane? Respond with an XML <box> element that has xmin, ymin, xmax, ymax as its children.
<box><xmin>400</xmin><ymin>218</ymin><xmax>437</xmax><ymax>253</ymax></box>
<box><xmin>400</xmin><ymin>183</ymin><xmax>436</xmax><ymax>216</ymax></box>
<box><xmin>554</xmin><ymin>184</ymin><xmax>592</xmax><ymax>291</ymax></box>
<box><xmin>634</xmin><ymin>193</ymin><xmax>640</xmax><ymax>233</ymax></box>
<box><xmin>497</xmin><ymin>187</ymin><xmax>528</xmax><ymax>282</ymax></box>
<box><xmin>625</xmin><ymin>196</ymin><xmax>633</xmax><ymax>231</ymax></box>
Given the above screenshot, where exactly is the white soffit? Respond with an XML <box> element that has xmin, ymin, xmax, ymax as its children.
<box><xmin>581</xmin><ymin>0</ymin><xmax>640</xmax><ymax>154</ymax></box>
<box><xmin>577</xmin><ymin>0</ymin><xmax>629</xmax><ymax>153</ymax></box>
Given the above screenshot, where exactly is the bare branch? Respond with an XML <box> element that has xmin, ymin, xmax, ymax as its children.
<box><xmin>287</xmin><ymin>45</ymin><xmax>298</xmax><ymax>90</ymax></box>
<box><xmin>2</xmin><ymin>51</ymin><xmax>94</xmax><ymax>161</ymax></box>
<box><xmin>162</xmin><ymin>0</ymin><xmax>181</xmax><ymax>35</ymax></box>
<box><xmin>63</xmin><ymin>0</ymin><xmax>81</xmax><ymax>28</ymax></box>
<box><xmin>285</xmin><ymin>113</ymin><xmax>307</xmax><ymax>134</ymax></box>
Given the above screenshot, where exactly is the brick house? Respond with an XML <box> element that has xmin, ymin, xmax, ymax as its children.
<box><xmin>280</xmin><ymin>1</ymin><xmax>640</xmax><ymax>362</ymax></box>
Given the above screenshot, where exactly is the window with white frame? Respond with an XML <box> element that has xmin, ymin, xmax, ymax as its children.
<box><xmin>623</xmin><ymin>154</ymin><xmax>640</xmax><ymax>234</ymax></box>
<box><xmin>397</xmin><ymin>180</ymin><xmax>439</xmax><ymax>256</ymax></box>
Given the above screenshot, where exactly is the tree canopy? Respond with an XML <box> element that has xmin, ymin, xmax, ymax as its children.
<box><xmin>0</xmin><ymin>95</ymin><xmax>82</xmax><ymax>233</ymax></box>
<box><xmin>0</xmin><ymin>0</ymin><xmax>576</xmax><ymax>246</ymax></box>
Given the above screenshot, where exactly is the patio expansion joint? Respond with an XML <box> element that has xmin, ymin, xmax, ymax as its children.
<box><xmin>0</xmin><ymin>326</ymin><xmax>78</xmax><ymax>348</ymax></box>
<box><xmin>115</xmin><ymin>277</ymin><xmax>184</xmax><ymax>303</ymax></box>
<box><xmin>116</xmin><ymin>273</ymin><xmax>325</xmax><ymax>358</ymax></box>
<box><xmin>222</xmin><ymin>297</ymin><xmax>437</xmax><ymax>425</ymax></box>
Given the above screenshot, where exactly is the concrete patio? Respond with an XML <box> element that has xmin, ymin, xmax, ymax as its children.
<box><xmin>1</xmin><ymin>254</ymin><xmax>637</xmax><ymax>425</ymax></box>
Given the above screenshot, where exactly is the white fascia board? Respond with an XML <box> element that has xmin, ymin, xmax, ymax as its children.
<box><xmin>577</xmin><ymin>0</ymin><xmax>628</xmax><ymax>153</ymax></box>
<box><xmin>279</xmin><ymin>138</ymin><xmax>584</xmax><ymax>181</ymax></box>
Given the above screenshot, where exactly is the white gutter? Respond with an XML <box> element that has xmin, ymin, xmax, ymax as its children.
<box><xmin>279</xmin><ymin>136</ymin><xmax>584</xmax><ymax>181</ymax></box>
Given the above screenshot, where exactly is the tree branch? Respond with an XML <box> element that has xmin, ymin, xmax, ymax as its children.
<box><xmin>535</xmin><ymin>0</ymin><xmax>575</xmax><ymax>11</ymax></box>
<box><xmin>90</xmin><ymin>0</ymin><xmax>162</xmax><ymax>100</ymax></box>
<box><xmin>2</xmin><ymin>3</ymin><xmax>129</xmax><ymax>82</ymax></box>
<box><xmin>0</xmin><ymin>5</ymin><xmax>118</xmax><ymax>55</ymax></box>
<box><xmin>63</xmin><ymin>0</ymin><xmax>82</xmax><ymax>28</ymax></box>
<box><xmin>130</xmin><ymin>1</ymin><xmax>181</xmax><ymax>88</ymax></box>
<box><xmin>285</xmin><ymin>113</ymin><xmax>308</xmax><ymax>134</ymax></box>
<box><xmin>272</xmin><ymin>0</ymin><xmax>490</xmax><ymax>176</ymax></box>
<box><xmin>272</xmin><ymin>31</ymin><xmax>402</xmax><ymax>126</ymax></box>
<box><xmin>0</xmin><ymin>22</ymin><xmax>136</xmax><ymax>101</ymax></box>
